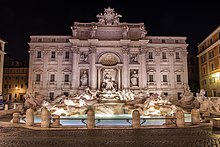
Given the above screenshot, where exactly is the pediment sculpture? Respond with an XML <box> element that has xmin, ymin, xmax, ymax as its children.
<box><xmin>96</xmin><ymin>7</ymin><xmax>122</xmax><ymax>25</ymax></box>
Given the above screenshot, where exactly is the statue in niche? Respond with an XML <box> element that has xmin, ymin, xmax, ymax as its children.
<box><xmin>130</xmin><ymin>70</ymin><xmax>139</xmax><ymax>87</ymax></box>
<box><xmin>101</xmin><ymin>73</ymin><xmax>117</xmax><ymax>92</ymax></box>
<box><xmin>122</xmin><ymin>26</ymin><xmax>129</xmax><ymax>39</ymax></box>
<box><xmin>140</xmin><ymin>26</ymin><xmax>147</xmax><ymax>38</ymax></box>
<box><xmin>80</xmin><ymin>70</ymin><xmax>88</xmax><ymax>87</ymax></box>
<box><xmin>90</xmin><ymin>25</ymin><xmax>97</xmax><ymax>38</ymax></box>
<box><xmin>79</xmin><ymin>52</ymin><xmax>88</xmax><ymax>62</ymax></box>
<box><xmin>130</xmin><ymin>54</ymin><xmax>138</xmax><ymax>63</ymax></box>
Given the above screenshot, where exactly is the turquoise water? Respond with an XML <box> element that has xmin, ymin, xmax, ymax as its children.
<box><xmin>20</xmin><ymin>114</ymin><xmax>191</xmax><ymax>126</ymax></box>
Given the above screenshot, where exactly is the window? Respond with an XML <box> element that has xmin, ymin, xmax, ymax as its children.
<box><xmin>163</xmin><ymin>75</ymin><xmax>167</xmax><ymax>82</ymax></box>
<box><xmin>37</xmin><ymin>51</ymin><xmax>42</xmax><ymax>58</ymax></box>
<box><xmin>210</xmin><ymin>38</ymin><xmax>213</xmax><ymax>45</ymax></box>
<box><xmin>176</xmin><ymin>52</ymin><xmax>180</xmax><ymax>59</ymax></box>
<box><xmin>175</xmin><ymin>40</ymin><xmax>179</xmax><ymax>43</ymax></box>
<box><xmin>149</xmin><ymin>75</ymin><xmax>154</xmax><ymax>82</ymax></box>
<box><xmin>64</xmin><ymin>92</ymin><xmax>69</xmax><ymax>97</ymax></box>
<box><xmin>64</xmin><ymin>74</ymin><xmax>69</xmax><ymax>82</ymax></box>
<box><xmin>16</xmin><ymin>77</ymin><xmax>18</xmax><ymax>79</ymax></box>
<box><xmin>15</xmin><ymin>94</ymin><xmax>17</xmax><ymax>98</ymax></box>
<box><xmin>36</xmin><ymin>74</ymin><xmax>41</xmax><ymax>81</ymax></box>
<box><xmin>149</xmin><ymin>52</ymin><xmax>153</xmax><ymax>59</ymax></box>
<box><xmin>50</xmin><ymin>74</ymin><xmax>55</xmax><ymax>82</ymax></box>
<box><xmin>52</xmin><ymin>38</ymin><xmax>55</xmax><ymax>42</ymax></box>
<box><xmin>162</xmin><ymin>52</ymin><xmax>166</xmax><ymax>59</ymax></box>
<box><xmin>177</xmin><ymin>75</ymin><xmax>181</xmax><ymax>82</ymax></box>
<box><xmin>209</xmin><ymin>50</ymin><xmax>214</xmax><ymax>59</ymax></box>
<box><xmin>4</xmin><ymin>84</ymin><xmax>7</xmax><ymax>89</ymax></box>
<box><xmin>49</xmin><ymin>92</ymin><xmax>54</xmax><ymax>101</ymax></box>
<box><xmin>202</xmin><ymin>67</ymin><xmax>206</xmax><ymax>74</ymax></box>
<box><xmin>38</xmin><ymin>38</ymin><xmax>42</xmax><ymax>42</ymax></box>
<box><xmin>162</xmin><ymin>39</ymin><xmax>165</xmax><ymax>43</ymax></box>
<box><xmin>201</xmin><ymin>54</ymin><xmax>207</xmax><ymax>63</ymax></box>
<box><xmin>65</xmin><ymin>51</ymin><xmax>69</xmax><ymax>59</ymax></box>
<box><xmin>9</xmin><ymin>84</ymin><xmax>11</xmax><ymax>89</ymax></box>
<box><xmin>51</xmin><ymin>51</ymin><xmax>56</xmax><ymax>59</ymax></box>
<box><xmin>211</xmin><ymin>63</ymin><xmax>214</xmax><ymax>71</ymax></box>
<box><xmin>21</xmin><ymin>84</ymin><xmax>23</xmax><ymax>88</ymax></box>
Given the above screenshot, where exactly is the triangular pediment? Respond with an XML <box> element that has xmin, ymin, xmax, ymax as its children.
<box><xmin>34</xmin><ymin>68</ymin><xmax>43</xmax><ymax>72</ymax></box>
<box><xmin>147</xmin><ymin>68</ymin><xmax>156</xmax><ymax>72</ymax></box>
<box><xmin>47</xmin><ymin>68</ymin><xmax>57</xmax><ymax>72</ymax></box>
<box><xmin>62</xmin><ymin>68</ymin><xmax>72</xmax><ymax>72</ymax></box>
<box><xmin>161</xmin><ymin>68</ymin><xmax>170</xmax><ymax>72</ymax></box>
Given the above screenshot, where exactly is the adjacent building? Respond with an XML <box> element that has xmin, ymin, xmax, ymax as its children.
<box><xmin>28</xmin><ymin>7</ymin><xmax>188</xmax><ymax>99</ymax></box>
<box><xmin>197</xmin><ymin>26</ymin><xmax>220</xmax><ymax>97</ymax></box>
<box><xmin>0</xmin><ymin>38</ymin><xmax>6</xmax><ymax>96</ymax></box>
<box><xmin>187</xmin><ymin>54</ymin><xmax>199</xmax><ymax>93</ymax></box>
<box><xmin>2</xmin><ymin>55</ymin><xmax>28</xmax><ymax>102</ymax></box>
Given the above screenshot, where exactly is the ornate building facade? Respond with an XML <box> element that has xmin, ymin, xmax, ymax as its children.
<box><xmin>28</xmin><ymin>7</ymin><xmax>188</xmax><ymax>99</ymax></box>
<box><xmin>0</xmin><ymin>38</ymin><xmax>6</xmax><ymax>96</ymax></box>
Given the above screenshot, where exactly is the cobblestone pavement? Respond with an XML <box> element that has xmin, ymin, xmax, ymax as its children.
<box><xmin>0</xmin><ymin>125</ymin><xmax>220</xmax><ymax>147</ymax></box>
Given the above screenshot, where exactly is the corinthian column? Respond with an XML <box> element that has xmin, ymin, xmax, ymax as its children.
<box><xmin>27</xmin><ymin>50</ymin><xmax>34</xmax><ymax>94</ymax></box>
<box><xmin>71</xmin><ymin>47</ymin><xmax>79</xmax><ymax>90</ymax></box>
<box><xmin>122</xmin><ymin>46</ymin><xmax>129</xmax><ymax>89</ymax></box>
<box><xmin>140</xmin><ymin>49</ymin><xmax>147</xmax><ymax>89</ymax></box>
<box><xmin>89</xmin><ymin>47</ymin><xmax>97</xmax><ymax>90</ymax></box>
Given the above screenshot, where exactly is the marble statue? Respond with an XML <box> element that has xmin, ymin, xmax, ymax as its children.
<box><xmin>122</xmin><ymin>26</ymin><xmax>129</xmax><ymax>39</ymax></box>
<box><xmin>130</xmin><ymin>70</ymin><xmax>138</xmax><ymax>86</ymax></box>
<box><xmin>80</xmin><ymin>70</ymin><xmax>88</xmax><ymax>87</ymax></box>
<box><xmin>71</xmin><ymin>26</ymin><xmax>78</xmax><ymax>38</ymax></box>
<box><xmin>79</xmin><ymin>52</ymin><xmax>88</xmax><ymax>62</ymax></box>
<box><xmin>102</xmin><ymin>73</ymin><xmax>116</xmax><ymax>91</ymax></box>
<box><xmin>130</xmin><ymin>54</ymin><xmax>138</xmax><ymax>63</ymax></box>
<box><xmin>140</xmin><ymin>26</ymin><xmax>147</xmax><ymax>38</ymax></box>
<box><xmin>90</xmin><ymin>25</ymin><xmax>97</xmax><ymax>38</ymax></box>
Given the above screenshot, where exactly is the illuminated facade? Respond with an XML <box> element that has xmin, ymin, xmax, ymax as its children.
<box><xmin>2</xmin><ymin>56</ymin><xmax>28</xmax><ymax>102</ymax></box>
<box><xmin>197</xmin><ymin>26</ymin><xmax>220</xmax><ymax>96</ymax></box>
<box><xmin>0</xmin><ymin>38</ymin><xmax>6</xmax><ymax>96</ymax></box>
<box><xmin>28</xmin><ymin>7</ymin><xmax>188</xmax><ymax>99</ymax></box>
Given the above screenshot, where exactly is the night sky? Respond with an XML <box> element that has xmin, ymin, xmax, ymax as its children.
<box><xmin>0</xmin><ymin>0</ymin><xmax>219</xmax><ymax>64</ymax></box>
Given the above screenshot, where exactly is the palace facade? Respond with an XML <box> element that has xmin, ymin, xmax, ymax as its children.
<box><xmin>28</xmin><ymin>7</ymin><xmax>188</xmax><ymax>99</ymax></box>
